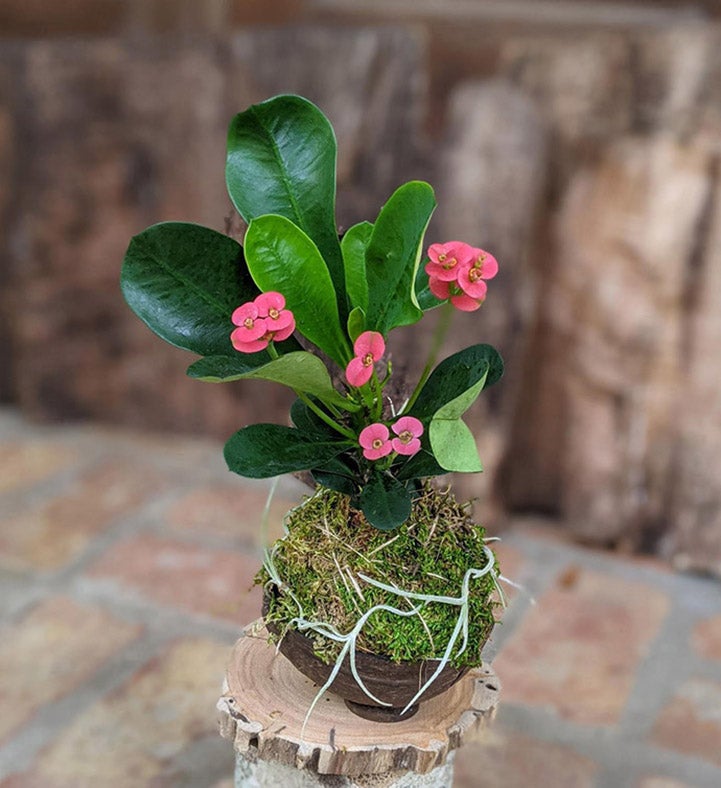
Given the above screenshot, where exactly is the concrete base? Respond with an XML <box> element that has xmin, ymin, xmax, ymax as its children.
<box><xmin>235</xmin><ymin>750</ymin><xmax>456</xmax><ymax>788</ymax></box>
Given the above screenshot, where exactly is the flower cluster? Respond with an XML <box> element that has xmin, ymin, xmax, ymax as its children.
<box><xmin>359</xmin><ymin>417</ymin><xmax>424</xmax><ymax>460</ymax></box>
<box><xmin>231</xmin><ymin>292</ymin><xmax>295</xmax><ymax>353</ymax></box>
<box><xmin>426</xmin><ymin>241</ymin><xmax>498</xmax><ymax>312</ymax></box>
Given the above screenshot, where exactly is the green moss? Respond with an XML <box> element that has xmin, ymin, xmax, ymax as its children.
<box><xmin>257</xmin><ymin>485</ymin><xmax>500</xmax><ymax>669</ymax></box>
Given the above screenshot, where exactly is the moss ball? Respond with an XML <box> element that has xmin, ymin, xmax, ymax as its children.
<box><xmin>258</xmin><ymin>486</ymin><xmax>500</xmax><ymax>669</ymax></box>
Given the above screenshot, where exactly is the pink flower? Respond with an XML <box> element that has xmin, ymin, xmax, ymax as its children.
<box><xmin>231</xmin><ymin>302</ymin><xmax>268</xmax><ymax>352</ymax></box>
<box><xmin>391</xmin><ymin>416</ymin><xmax>423</xmax><ymax>456</ymax></box>
<box><xmin>359</xmin><ymin>423</ymin><xmax>392</xmax><ymax>461</ymax></box>
<box><xmin>345</xmin><ymin>331</ymin><xmax>386</xmax><ymax>387</ymax></box>
<box><xmin>255</xmin><ymin>291</ymin><xmax>296</xmax><ymax>341</ymax></box>
<box><xmin>426</xmin><ymin>245</ymin><xmax>498</xmax><ymax>312</ymax></box>
<box><xmin>427</xmin><ymin>277</ymin><xmax>484</xmax><ymax>312</ymax></box>
<box><xmin>457</xmin><ymin>248</ymin><xmax>498</xmax><ymax>300</ymax></box>
<box><xmin>230</xmin><ymin>291</ymin><xmax>296</xmax><ymax>353</ymax></box>
<box><xmin>425</xmin><ymin>241</ymin><xmax>474</xmax><ymax>282</ymax></box>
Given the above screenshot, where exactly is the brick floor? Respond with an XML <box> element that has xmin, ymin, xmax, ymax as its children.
<box><xmin>85</xmin><ymin>534</ymin><xmax>263</xmax><ymax>624</ymax></box>
<box><xmin>1</xmin><ymin>408</ymin><xmax>721</xmax><ymax>787</ymax></box>
<box><xmin>693</xmin><ymin>615</ymin><xmax>721</xmax><ymax>661</ymax></box>
<box><xmin>494</xmin><ymin>567</ymin><xmax>669</xmax><ymax>725</ymax></box>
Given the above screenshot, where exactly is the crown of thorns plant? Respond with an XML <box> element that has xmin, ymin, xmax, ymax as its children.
<box><xmin>121</xmin><ymin>94</ymin><xmax>503</xmax><ymax>531</ymax></box>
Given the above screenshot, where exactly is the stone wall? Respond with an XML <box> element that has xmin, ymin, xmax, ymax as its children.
<box><xmin>2</xmin><ymin>7</ymin><xmax>721</xmax><ymax>574</ymax></box>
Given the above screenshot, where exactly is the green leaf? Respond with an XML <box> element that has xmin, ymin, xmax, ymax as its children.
<box><xmin>226</xmin><ymin>95</ymin><xmax>345</xmax><ymax>310</ymax></box>
<box><xmin>428</xmin><ymin>418</ymin><xmax>483</xmax><ymax>473</ymax></box>
<box><xmin>347</xmin><ymin>307</ymin><xmax>366</xmax><ymax>344</ymax></box>
<box><xmin>121</xmin><ymin>222</ymin><xmax>255</xmax><ymax>356</ymax></box>
<box><xmin>290</xmin><ymin>398</ymin><xmax>337</xmax><ymax>438</ymax></box>
<box><xmin>409</xmin><ymin>345</ymin><xmax>504</xmax><ymax>421</ymax></box>
<box><xmin>364</xmin><ymin>182</ymin><xmax>436</xmax><ymax>334</ymax></box>
<box><xmin>395</xmin><ymin>448</ymin><xmax>446</xmax><ymax>481</ymax></box>
<box><xmin>311</xmin><ymin>454</ymin><xmax>359</xmax><ymax>496</ymax></box>
<box><xmin>187</xmin><ymin>351</ymin><xmax>352</xmax><ymax>409</ymax></box>
<box><xmin>312</xmin><ymin>468</ymin><xmax>357</xmax><ymax>496</ymax></box>
<box><xmin>224</xmin><ymin>424</ymin><xmax>349</xmax><ymax>479</ymax></box>
<box><xmin>426</xmin><ymin>366</ymin><xmax>489</xmax><ymax>473</ymax></box>
<box><xmin>244</xmin><ymin>215</ymin><xmax>351</xmax><ymax>365</ymax></box>
<box><xmin>359</xmin><ymin>471</ymin><xmax>412</xmax><ymax>531</ymax></box>
<box><xmin>341</xmin><ymin>221</ymin><xmax>373</xmax><ymax>311</ymax></box>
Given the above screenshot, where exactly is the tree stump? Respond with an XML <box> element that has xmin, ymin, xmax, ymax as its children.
<box><xmin>218</xmin><ymin>620</ymin><xmax>501</xmax><ymax>787</ymax></box>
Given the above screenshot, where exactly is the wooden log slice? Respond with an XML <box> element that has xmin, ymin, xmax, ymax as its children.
<box><xmin>218</xmin><ymin>620</ymin><xmax>501</xmax><ymax>777</ymax></box>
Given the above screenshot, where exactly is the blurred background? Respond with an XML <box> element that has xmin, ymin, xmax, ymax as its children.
<box><xmin>3</xmin><ymin>0</ymin><xmax>721</xmax><ymax>575</ymax></box>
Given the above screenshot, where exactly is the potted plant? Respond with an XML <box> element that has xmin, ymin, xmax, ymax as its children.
<box><xmin>121</xmin><ymin>94</ymin><xmax>506</xmax><ymax>725</ymax></box>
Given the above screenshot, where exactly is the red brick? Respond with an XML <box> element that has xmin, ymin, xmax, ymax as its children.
<box><xmin>0</xmin><ymin>441</ymin><xmax>78</xmax><ymax>494</ymax></box>
<box><xmin>454</xmin><ymin>726</ymin><xmax>597</xmax><ymax>788</ymax></box>
<box><xmin>164</xmin><ymin>483</ymin><xmax>300</xmax><ymax>546</ymax></box>
<box><xmin>493</xmin><ymin>567</ymin><xmax>669</xmax><ymax>725</ymax></box>
<box><xmin>0</xmin><ymin>597</ymin><xmax>141</xmax><ymax>744</ymax></box>
<box><xmin>87</xmin><ymin>535</ymin><xmax>263</xmax><ymax>624</ymax></box>
<box><xmin>692</xmin><ymin>615</ymin><xmax>721</xmax><ymax>661</ymax></box>
<box><xmin>0</xmin><ymin>461</ymin><xmax>164</xmax><ymax>571</ymax></box>
<box><xmin>652</xmin><ymin>678</ymin><xmax>721</xmax><ymax>768</ymax></box>
<box><xmin>2</xmin><ymin>638</ymin><xmax>232</xmax><ymax>787</ymax></box>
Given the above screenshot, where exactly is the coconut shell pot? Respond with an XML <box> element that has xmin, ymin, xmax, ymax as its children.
<box><xmin>263</xmin><ymin>590</ymin><xmax>478</xmax><ymax>722</ymax></box>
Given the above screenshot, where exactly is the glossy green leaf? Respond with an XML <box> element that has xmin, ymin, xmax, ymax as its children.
<box><xmin>359</xmin><ymin>471</ymin><xmax>412</xmax><ymax>531</ymax></box>
<box><xmin>224</xmin><ymin>424</ymin><xmax>350</xmax><ymax>479</ymax></box>
<box><xmin>341</xmin><ymin>221</ymin><xmax>373</xmax><ymax>311</ymax></box>
<box><xmin>428</xmin><ymin>418</ymin><xmax>483</xmax><ymax>473</ymax></box>
<box><xmin>290</xmin><ymin>398</ymin><xmax>337</xmax><ymax>438</ymax></box>
<box><xmin>364</xmin><ymin>182</ymin><xmax>436</xmax><ymax>334</ymax></box>
<box><xmin>226</xmin><ymin>95</ymin><xmax>345</xmax><ymax>307</ymax></box>
<box><xmin>395</xmin><ymin>448</ymin><xmax>446</xmax><ymax>481</ymax></box>
<box><xmin>186</xmin><ymin>351</ymin><xmax>352</xmax><ymax>409</ymax></box>
<box><xmin>121</xmin><ymin>222</ymin><xmax>255</xmax><ymax>356</ymax></box>
<box><xmin>409</xmin><ymin>345</ymin><xmax>504</xmax><ymax>421</ymax></box>
<box><xmin>311</xmin><ymin>454</ymin><xmax>359</xmax><ymax>496</ymax></box>
<box><xmin>347</xmin><ymin>307</ymin><xmax>366</xmax><ymax>344</ymax></box>
<box><xmin>244</xmin><ymin>215</ymin><xmax>351</xmax><ymax>365</ymax></box>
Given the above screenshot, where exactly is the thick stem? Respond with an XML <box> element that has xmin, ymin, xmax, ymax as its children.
<box><xmin>298</xmin><ymin>391</ymin><xmax>357</xmax><ymax>440</ymax></box>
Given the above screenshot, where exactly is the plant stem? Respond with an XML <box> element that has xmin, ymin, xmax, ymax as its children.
<box><xmin>371</xmin><ymin>371</ymin><xmax>384</xmax><ymax>420</ymax></box>
<box><xmin>268</xmin><ymin>342</ymin><xmax>356</xmax><ymax>439</ymax></box>
<box><xmin>400</xmin><ymin>302</ymin><xmax>454</xmax><ymax>415</ymax></box>
<box><xmin>298</xmin><ymin>391</ymin><xmax>357</xmax><ymax>440</ymax></box>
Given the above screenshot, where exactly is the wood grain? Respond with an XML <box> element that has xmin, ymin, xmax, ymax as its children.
<box><xmin>218</xmin><ymin>620</ymin><xmax>501</xmax><ymax>777</ymax></box>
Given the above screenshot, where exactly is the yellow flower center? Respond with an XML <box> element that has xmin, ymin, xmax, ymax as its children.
<box><xmin>442</xmin><ymin>256</ymin><xmax>457</xmax><ymax>270</ymax></box>
<box><xmin>243</xmin><ymin>318</ymin><xmax>254</xmax><ymax>328</ymax></box>
<box><xmin>268</xmin><ymin>308</ymin><xmax>279</xmax><ymax>319</ymax></box>
<box><xmin>398</xmin><ymin>430</ymin><xmax>413</xmax><ymax>444</ymax></box>
<box><xmin>372</xmin><ymin>438</ymin><xmax>384</xmax><ymax>450</ymax></box>
<box><xmin>469</xmin><ymin>267</ymin><xmax>483</xmax><ymax>282</ymax></box>
<box><xmin>363</xmin><ymin>353</ymin><xmax>374</xmax><ymax>367</ymax></box>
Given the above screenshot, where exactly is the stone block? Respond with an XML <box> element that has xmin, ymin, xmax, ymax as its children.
<box><xmin>637</xmin><ymin>778</ymin><xmax>693</xmax><ymax>788</ymax></box>
<box><xmin>652</xmin><ymin>678</ymin><xmax>721</xmax><ymax>768</ymax></box>
<box><xmin>0</xmin><ymin>596</ymin><xmax>141</xmax><ymax>745</ymax></box>
<box><xmin>0</xmin><ymin>440</ymin><xmax>78</xmax><ymax>495</ymax></box>
<box><xmin>693</xmin><ymin>615</ymin><xmax>721</xmax><ymax>661</ymax></box>
<box><xmin>454</xmin><ymin>726</ymin><xmax>597</xmax><ymax>788</ymax></box>
<box><xmin>164</xmin><ymin>483</ymin><xmax>301</xmax><ymax>546</ymax></box>
<box><xmin>493</xmin><ymin>567</ymin><xmax>669</xmax><ymax>725</ymax></box>
<box><xmin>86</xmin><ymin>534</ymin><xmax>262</xmax><ymax>624</ymax></box>
<box><xmin>2</xmin><ymin>638</ymin><xmax>233</xmax><ymax>787</ymax></box>
<box><xmin>502</xmin><ymin>134</ymin><xmax>713</xmax><ymax>546</ymax></box>
<box><xmin>0</xmin><ymin>461</ymin><xmax>165</xmax><ymax>571</ymax></box>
